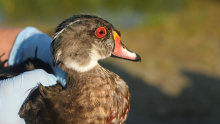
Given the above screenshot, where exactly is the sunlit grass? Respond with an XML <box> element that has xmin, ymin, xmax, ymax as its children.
<box><xmin>114</xmin><ymin>0</ymin><xmax>220</xmax><ymax>96</ymax></box>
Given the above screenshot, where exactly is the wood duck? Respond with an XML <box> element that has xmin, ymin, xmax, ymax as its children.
<box><xmin>19</xmin><ymin>14</ymin><xmax>141</xmax><ymax>124</ymax></box>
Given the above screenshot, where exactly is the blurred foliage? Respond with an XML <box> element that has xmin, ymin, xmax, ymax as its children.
<box><xmin>0</xmin><ymin>0</ymin><xmax>189</xmax><ymax>24</ymax></box>
<box><xmin>1</xmin><ymin>0</ymin><xmax>220</xmax><ymax>30</ymax></box>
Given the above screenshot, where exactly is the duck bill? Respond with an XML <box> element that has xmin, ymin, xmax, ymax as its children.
<box><xmin>111</xmin><ymin>31</ymin><xmax>141</xmax><ymax>62</ymax></box>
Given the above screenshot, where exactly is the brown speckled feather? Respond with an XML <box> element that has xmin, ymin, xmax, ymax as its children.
<box><xmin>19</xmin><ymin>65</ymin><xmax>129</xmax><ymax>124</ymax></box>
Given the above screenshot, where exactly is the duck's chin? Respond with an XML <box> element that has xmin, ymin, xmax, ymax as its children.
<box><xmin>63</xmin><ymin>58</ymin><xmax>98</xmax><ymax>72</ymax></box>
<box><xmin>63</xmin><ymin>49</ymin><xmax>105</xmax><ymax>72</ymax></box>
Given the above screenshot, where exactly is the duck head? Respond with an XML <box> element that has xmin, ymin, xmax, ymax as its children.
<box><xmin>51</xmin><ymin>14</ymin><xmax>141</xmax><ymax>72</ymax></box>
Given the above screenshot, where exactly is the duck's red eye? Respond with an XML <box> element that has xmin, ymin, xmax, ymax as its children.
<box><xmin>95</xmin><ymin>27</ymin><xmax>107</xmax><ymax>38</ymax></box>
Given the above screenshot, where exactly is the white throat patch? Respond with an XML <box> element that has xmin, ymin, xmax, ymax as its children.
<box><xmin>63</xmin><ymin>49</ymin><xmax>102</xmax><ymax>72</ymax></box>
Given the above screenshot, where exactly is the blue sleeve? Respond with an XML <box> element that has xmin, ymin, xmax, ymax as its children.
<box><xmin>7</xmin><ymin>26</ymin><xmax>67</xmax><ymax>87</ymax></box>
<box><xmin>8</xmin><ymin>27</ymin><xmax>52</xmax><ymax>66</ymax></box>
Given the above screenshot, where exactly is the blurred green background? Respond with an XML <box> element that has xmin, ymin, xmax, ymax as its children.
<box><xmin>1</xmin><ymin>0</ymin><xmax>220</xmax><ymax>123</ymax></box>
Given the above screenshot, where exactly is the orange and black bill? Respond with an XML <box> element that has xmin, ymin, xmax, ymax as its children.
<box><xmin>111</xmin><ymin>31</ymin><xmax>141</xmax><ymax>62</ymax></box>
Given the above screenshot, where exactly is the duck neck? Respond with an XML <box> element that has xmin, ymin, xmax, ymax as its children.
<box><xmin>61</xmin><ymin>63</ymin><xmax>102</xmax><ymax>87</ymax></box>
<box><xmin>63</xmin><ymin>58</ymin><xmax>98</xmax><ymax>73</ymax></box>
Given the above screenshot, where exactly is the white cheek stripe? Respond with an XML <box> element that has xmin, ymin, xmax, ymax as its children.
<box><xmin>56</xmin><ymin>50</ymin><xmax>62</xmax><ymax>62</ymax></box>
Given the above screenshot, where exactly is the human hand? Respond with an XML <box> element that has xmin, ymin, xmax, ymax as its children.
<box><xmin>8</xmin><ymin>27</ymin><xmax>66</xmax><ymax>86</ymax></box>
<box><xmin>0</xmin><ymin>69</ymin><xmax>57</xmax><ymax>124</ymax></box>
